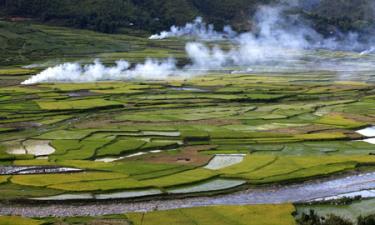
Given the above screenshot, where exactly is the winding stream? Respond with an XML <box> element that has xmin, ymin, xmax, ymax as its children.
<box><xmin>0</xmin><ymin>166</ymin><xmax>82</xmax><ymax>175</ymax></box>
<box><xmin>1</xmin><ymin>171</ymin><xmax>375</xmax><ymax>217</ymax></box>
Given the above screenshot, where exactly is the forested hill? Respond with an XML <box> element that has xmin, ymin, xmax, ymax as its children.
<box><xmin>0</xmin><ymin>0</ymin><xmax>374</xmax><ymax>35</ymax></box>
<box><xmin>0</xmin><ymin>0</ymin><xmax>260</xmax><ymax>33</ymax></box>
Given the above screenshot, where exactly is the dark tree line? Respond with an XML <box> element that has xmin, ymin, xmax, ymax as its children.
<box><xmin>0</xmin><ymin>0</ymin><xmax>374</xmax><ymax>34</ymax></box>
<box><xmin>0</xmin><ymin>0</ymin><xmax>270</xmax><ymax>33</ymax></box>
<box><xmin>0</xmin><ymin>0</ymin><xmax>139</xmax><ymax>33</ymax></box>
<box><xmin>298</xmin><ymin>210</ymin><xmax>375</xmax><ymax>225</ymax></box>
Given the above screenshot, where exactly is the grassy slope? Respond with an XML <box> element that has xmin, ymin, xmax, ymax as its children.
<box><xmin>0</xmin><ymin>20</ymin><xmax>186</xmax><ymax>67</ymax></box>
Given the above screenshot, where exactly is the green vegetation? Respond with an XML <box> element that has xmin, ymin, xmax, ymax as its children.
<box><xmin>0</xmin><ymin>0</ymin><xmax>260</xmax><ymax>34</ymax></box>
<box><xmin>11</xmin><ymin>172</ymin><xmax>129</xmax><ymax>187</ymax></box>
<box><xmin>7</xmin><ymin>154</ymin><xmax>375</xmax><ymax>193</ymax></box>
<box><xmin>1</xmin><ymin>0</ymin><xmax>374</xmax><ymax>36</ymax></box>
<box><xmin>297</xmin><ymin>199</ymin><xmax>375</xmax><ymax>223</ymax></box>
<box><xmin>0</xmin><ymin>216</ymin><xmax>43</xmax><ymax>225</ymax></box>
<box><xmin>0</xmin><ymin>204</ymin><xmax>296</xmax><ymax>225</ymax></box>
<box><xmin>0</xmin><ymin>17</ymin><xmax>374</xmax><ymax>225</ymax></box>
<box><xmin>297</xmin><ymin>211</ymin><xmax>353</xmax><ymax>225</ymax></box>
<box><xmin>126</xmin><ymin>204</ymin><xmax>297</xmax><ymax>225</ymax></box>
<box><xmin>0</xmin><ymin>176</ymin><xmax>9</xmax><ymax>184</ymax></box>
<box><xmin>0</xmin><ymin>68</ymin><xmax>36</xmax><ymax>76</ymax></box>
<box><xmin>296</xmin><ymin>208</ymin><xmax>375</xmax><ymax>225</ymax></box>
<box><xmin>36</xmin><ymin>98</ymin><xmax>123</xmax><ymax>111</ymax></box>
<box><xmin>0</xmin><ymin>20</ymin><xmax>185</xmax><ymax>67</ymax></box>
<box><xmin>316</xmin><ymin>113</ymin><xmax>367</xmax><ymax>129</ymax></box>
<box><xmin>2</xmin><ymin>203</ymin><xmax>375</xmax><ymax>225</ymax></box>
<box><xmin>96</xmin><ymin>139</ymin><xmax>146</xmax><ymax>157</ymax></box>
<box><xmin>0</xmin><ymin>66</ymin><xmax>374</xmax><ymax>199</ymax></box>
<box><xmin>221</xmin><ymin>155</ymin><xmax>375</xmax><ymax>184</ymax></box>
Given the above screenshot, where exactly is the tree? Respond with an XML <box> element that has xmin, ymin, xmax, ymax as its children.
<box><xmin>323</xmin><ymin>214</ymin><xmax>353</xmax><ymax>225</ymax></box>
<box><xmin>358</xmin><ymin>215</ymin><xmax>375</xmax><ymax>225</ymax></box>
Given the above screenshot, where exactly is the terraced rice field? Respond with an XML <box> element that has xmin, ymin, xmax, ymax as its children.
<box><xmin>0</xmin><ymin>66</ymin><xmax>375</xmax><ymax>202</ymax></box>
<box><xmin>1</xmin><ymin>20</ymin><xmax>375</xmax><ymax>224</ymax></box>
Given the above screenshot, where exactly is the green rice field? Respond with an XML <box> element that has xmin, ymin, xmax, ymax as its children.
<box><xmin>0</xmin><ymin>20</ymin><xmax>375</xmax><ymax>225</ymax></box>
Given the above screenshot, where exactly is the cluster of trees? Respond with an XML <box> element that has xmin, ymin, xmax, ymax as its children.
<box><xmin>0</xmin><ymin>0</ymin><xmax>140</xmax><ymax>33</ymax></box>
<box><xmin>304</xmin><ymin>0</ymin><xmax>375</xmax><ymax>35</ymax></box>
<box><xmin>0</xmin><ymin>0</ymin><xmax>256</xmax><ymax>33</ymax></box>
<box><xmin>298</xmin><ymin>210</ymin><xmax>375</xmax><ymax>225</ymax></box>
<box><xmin>0</xmin><ymin>0</ymin><xmax>374</xmax><ymax>35</ymax></box>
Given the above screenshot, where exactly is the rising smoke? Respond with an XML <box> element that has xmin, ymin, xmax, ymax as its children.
<box><xmin>22</xmin><ymin>1</ymin><xmax>375</xmax><ymax>84</ymax></box>
<box><xmin>21</xmin><ymin>59</ymin><xmax>179</xmax><ymax>84</ymax></box>
<box><xmin>149</xmin><ymin>17</ymin><xmax>237</xmax><ymax>40</ymax></box>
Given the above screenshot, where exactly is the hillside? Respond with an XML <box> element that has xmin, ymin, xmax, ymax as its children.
<box><xmin>0</xmin><ymin>20</ymin><xmax>188</xmax><ymax>66</ymax></box>
<box><xmin>0</xmin><ymin>0</ymin><xmax>374</xmax><ymax>35</ymax></box>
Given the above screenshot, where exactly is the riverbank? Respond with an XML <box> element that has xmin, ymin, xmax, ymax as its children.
<box><xmin>2</xmin><ymin>171</ymin><xmax>375</xmax><ymax>217</ymax></box>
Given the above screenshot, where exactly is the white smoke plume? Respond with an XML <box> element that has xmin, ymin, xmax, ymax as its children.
<box><xmin>185</xmin><ymin>43</ymin><xmax>229</xmax><ymax>69</ymax></box>
<box><xmin>22</xmin><ymin>1</ymin><xmax>375</xmax><ymax>84</ymax></box>
<box><xmin>151</xmin><ymin>3</ymin><xmax>373</xmax><ymax>51</ymax></box>
<box><xmin>21</xmin><ymin>59</ymin><xmax>180</xmax><ymax>84</ymax></box>
<box><xmin>251</xmin><ymin>3</ymin><xmax>374</xmax><ymax>51</ymax></box>
<box><xmin>360</xmin><ymin>47</ymin><xmax>375</xmax><ymax>55</ymax></box>
<box><xmin>149</xmin><ymin>17</ymin><xmax>237</xmax><ymax>40</ymax></box>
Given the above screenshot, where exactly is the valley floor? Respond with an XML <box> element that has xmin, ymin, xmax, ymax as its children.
<box><xmin>0</xmin><ymin>20</ymin><xmax>375</xmax><ymax>225</ymax></box>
